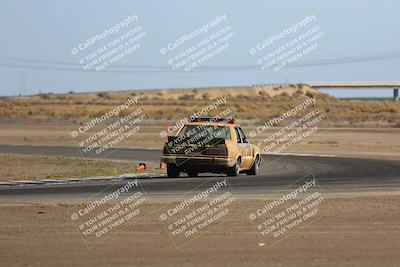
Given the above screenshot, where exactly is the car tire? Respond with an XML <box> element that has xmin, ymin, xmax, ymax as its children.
<box><xmin>227</xmin><ymin>157</ymin><xmax>241</xmax><ymax>176</ymax></box>
<box><xmin>167</xmin><ymin>164</ymin><xmax>180</xmax><ymax>178</ymax></box>
<box><xmin>187</xmin><ymin>170</ymin><xmax>198</xmax><ymax>177</ymax></box>
<box><xmin>247</xmin><ymin>155</ymin><xmax>260</xmax><ymax>176</ymax></box>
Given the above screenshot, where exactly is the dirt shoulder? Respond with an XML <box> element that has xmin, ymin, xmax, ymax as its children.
<box><xmin>0</xmin><ymin>154</ymin><xmax>155</xmax><ymax>181</ymax></box>
<box><xmin>0</xmin><ymin>195</ymin><xmax>399</xmax><ymax>267</ymax></box>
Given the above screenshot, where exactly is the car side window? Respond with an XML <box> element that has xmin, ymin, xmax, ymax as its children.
<box><xmin>238</xmin><ymin>127</ymin><xmax>248</xmax><ymax>143</ymax></box>
<box><xmin>234</xmin><ymin>127</ymin><xmax>242</xmax><ymax>143</ymax></box>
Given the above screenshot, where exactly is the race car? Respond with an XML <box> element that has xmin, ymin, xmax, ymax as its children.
<box><xmin>161</xmin><ymin>117</ymin><xmax>261</xmax><ymax>177</ymax></box>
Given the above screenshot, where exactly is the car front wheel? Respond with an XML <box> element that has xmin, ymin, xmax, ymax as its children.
<box><xmin>247</xmin><ymin>155</ymin><xmax>260</xmax><ymax>175</ymax></box>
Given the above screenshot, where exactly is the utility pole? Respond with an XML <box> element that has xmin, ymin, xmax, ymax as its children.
<box><xmin>19</xmin><ymin>72</ymin><xmax>26</xmax><ymax>97</ymax></box>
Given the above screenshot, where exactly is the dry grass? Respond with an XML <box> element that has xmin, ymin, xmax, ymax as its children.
<box><xmin>1</xmin><ymin>84</ymin><xmax>399</xmax><ymax>127</ymax></box>
<box><xmin>0</xmin><ymin>154</ymin><xmax>154</xmax><ymax>181</ymax></box>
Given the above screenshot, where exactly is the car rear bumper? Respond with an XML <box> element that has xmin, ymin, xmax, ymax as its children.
<box><xmin>161</xmin><ymin>154</ymin><xmax>236</xmax><ymax>167</ymax></box>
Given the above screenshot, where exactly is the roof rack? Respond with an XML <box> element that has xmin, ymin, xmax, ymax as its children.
<box><xmin>189</xmin><ymin>116</ymin><xmax>236</xmax><ymax>124</ymax></box>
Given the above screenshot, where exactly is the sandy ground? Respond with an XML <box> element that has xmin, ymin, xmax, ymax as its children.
<box><xmin>0</xmin><ymin>154</ymin><xmax>157</xmax><ymax>182</ymax></box>
<box><xmin>0</xmin><ymin>126</ymin><xmax>399</xmax><ymax>160</ymax></box>
<box><xmin>1</xmin><ymin>194</ymin><xmax>399</xmax><ymax>267</ymax></box>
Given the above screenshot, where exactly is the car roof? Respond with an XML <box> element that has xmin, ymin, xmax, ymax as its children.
<box><xmin>183</xmin><ymin>122</ymin><xmax>238</xmax><ymax>127</ymax></box>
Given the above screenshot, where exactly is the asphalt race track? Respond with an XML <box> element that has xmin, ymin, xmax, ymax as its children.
<box><xmin>0</xmin><ymin>144</ymin><xmax>399</xmax><ymax>196</ymax></box>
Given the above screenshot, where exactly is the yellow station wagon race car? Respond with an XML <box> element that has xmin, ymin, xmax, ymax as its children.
<box><xmin>161</xmin><ymin>117</ymin><xmax>261</xmax><ymax>177</ymax></box>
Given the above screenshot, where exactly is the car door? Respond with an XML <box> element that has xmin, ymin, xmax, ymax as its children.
<box><xmin>234</xmin><ymin>126</ymin><xmax>247</xmax><ymax>169</ymax></box>
<box><xmin>238</xmin><ymin>127</ymin><xmax>252</xmax><ymax>169</ymax></box>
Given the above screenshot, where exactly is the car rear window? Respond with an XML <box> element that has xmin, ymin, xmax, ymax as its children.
<box><xmin>178</xmin><ymin>125</ymin><xmax>231</xmax><ymax>140</ymax></box>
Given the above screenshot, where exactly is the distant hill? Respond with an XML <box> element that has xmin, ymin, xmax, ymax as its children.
<box><xmin>0</xmin><ymin>84</ymin><xmax>399</xmax><ymax>127</ymax></box>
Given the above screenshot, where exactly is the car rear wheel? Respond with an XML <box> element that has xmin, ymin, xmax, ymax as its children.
<box><xmin>247</xmin><ymin>155</ymin><xmax>260</xmax><ymax>175</ymax></box>
<box><xmin>227</xmin><ymin>157</ymin><xmax>241</xmax><ymax>176</ymax></box>
<box><xmin>186</xmin><ymin>170</ymin><xmax>198</xmax><ymax>177</ymax></box>
<box><xmin>167</xmin><ymin>164</ymin><xmax>180</xmax><ymax>178</ymax></box>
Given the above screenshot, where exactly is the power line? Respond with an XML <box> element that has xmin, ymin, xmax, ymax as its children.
<box><xmin>0</xmin><ymin>50</ymin><xmax>399</xmax><ymax>73</ymax></box>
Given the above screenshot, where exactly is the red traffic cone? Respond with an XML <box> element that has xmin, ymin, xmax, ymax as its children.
<box><xmin>159</xmin><ymin>161</ymin><xmax>166</xmax><ymax>170</ymax></box>
<box><xmin>136</xmin><ymin>163</ymin><xmax>146</xmax><ymax>172</ymax></box>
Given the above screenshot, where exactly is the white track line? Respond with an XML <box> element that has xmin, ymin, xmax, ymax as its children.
<box><xmin>262</xmin><ymin>152</ymin><xmax>336</xmax><ymax>157</ymax></box>
<box><xmin>0</xmin><ymin>173</ymin><xmax>166</xmax><ymax>188</ymax></box>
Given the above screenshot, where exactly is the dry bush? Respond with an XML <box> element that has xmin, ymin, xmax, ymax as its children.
<box><xmin>305</xmin><ymin>90</ymin><xmax>316</xmax><ymax>98</ymax></box>
<box><xmin>38</xmin><ymin>93</ymin><xmax>55</xmax><ymax>100</ymax></box>
<box><xmin>178</xmin><ymin>94</ymin><xmax>195</xmax><ymax>100</ymax></box>
<box><xmin>202</xmin><ymin>93</ymin><xmax>211</xmax><ymax>100</ymax></box>
<box><xmin>97</xmin><ymin>92</ymin><xmax>112</xmax><ymax>99</ymax></box>
<box><xmin>0</xmin><ymin>86</ymin><xmax>399</xmax><ymax>127</ymax></box>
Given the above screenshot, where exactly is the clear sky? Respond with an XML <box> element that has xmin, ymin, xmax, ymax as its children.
<box><xmin>0</xmin><ymin>0</ymin><xmax>399</xmax><ymax>97</ymax></box>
